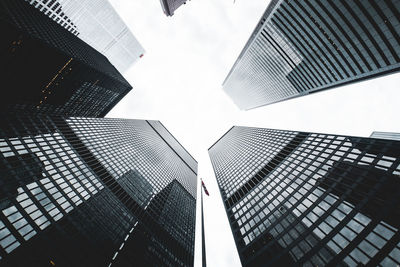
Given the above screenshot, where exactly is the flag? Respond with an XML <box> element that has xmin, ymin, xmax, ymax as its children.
<box><xmin>201</xmin><ymin>180</ymin><xmax>209</xmax><ymax>196</ymax></box>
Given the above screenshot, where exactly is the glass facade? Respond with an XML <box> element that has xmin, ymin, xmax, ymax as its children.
<box><xmin>25</xmin><ymin>0</ymin><xmax>79</xmax><ymax>35</ymax></box>
<box><xmin>159</xmin><ymin>0</ymin><xmax>187</xmax><ymax>16</ymax></box>
<box><xmin>223</xmin><ymin>0</ymin><xmax>400</xmax><ymax>110</ymax></box>
<box><xmin>147</xmin><ymin>120</ymin><xmax>198</xmax><ymax>174</ymax></box>
<box><xmin>209</xmin><ymin>126</ymin><xmax>400</xmax><ymax>266</ymax></box>
<box><xmin>0</xmin><ymin>0</ymin><xmax>132</xmax><ymax>117</ymax></box>
<box><xmin>370</xmin><ymin>131</ymin><xmax>400</xmax><ymax>141</ymax></box>
<box><xmin>0</xmin><ymin>113</ymin><xmax>197</xmax><ymax>266</ymax></box>
<box><xmin>26</xmin><ymin>0</ymin><xmax>145</xmax><ymax>73</ymax></box>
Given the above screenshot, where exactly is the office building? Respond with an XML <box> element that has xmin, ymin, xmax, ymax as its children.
<box><xmin>223</xmin><ymin>0</ymin><xmax>400</xmax><ymax>109</ymax></box>
<box><xmin>115</xmin><ymin>179</ymin><xmax>196</xmax><ymax>266</ymax></box>
<box><xmin>370</xmin><ymin>131</ymin><xmax>400</xmax><ymax>141</ymax></box>
<box><xmin>209</xmin><ymin>126</ymin><xmax>400</xmax><ymax>266</ymax></box>
<box><xmin>26</xmin><ymin>0</ymin><xmax>145</xmax><ymax>72</ymax></box>
<box><xmin>118</xmin><ymin>170</ymin><xmax>153</xmax><ymax>209</ymax></box>
<box><xmin>0</xmin><ymin>0</ymin><xmax>132</xmax><ymax>117</ymax></box>
<box><xmin>159</xmin><ymin>0</ymin><xmax>188</xmax><ymax>16</ymax></box>
<box><xmin>0</xmin><ymin>113</ymin><xmax>197</xmax><ymax>266</ymax></box>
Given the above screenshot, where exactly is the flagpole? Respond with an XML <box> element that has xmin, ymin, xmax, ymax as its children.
<box><xmin>201</xmin><ymin>179</ymin><xmax>207</xmax><ymax>267</ymax></box>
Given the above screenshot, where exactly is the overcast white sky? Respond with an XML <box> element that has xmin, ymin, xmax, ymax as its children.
<box><xmin>106</xmin><ymin>0</ymin><xmax>400</xmax><ymax>266</ymax></box>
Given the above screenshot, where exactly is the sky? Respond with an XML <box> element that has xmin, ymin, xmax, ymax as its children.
<box><xmin>106</xmin><ymin>0</ymin><xmax>400</xmax><ymax>266</ymax></box>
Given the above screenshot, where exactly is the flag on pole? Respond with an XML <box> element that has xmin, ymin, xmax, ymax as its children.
<box><xmin>201</xmin><ymin>180</ymin><xmax>209</xmax><ymax>196</ymax></box>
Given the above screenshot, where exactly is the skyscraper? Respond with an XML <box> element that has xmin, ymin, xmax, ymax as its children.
<box><xmin>0</xmin><ymin>113</ymin><xmax>197</xmax><ymax>266</ymax></box>
<box><xmin>370</xmin><ymin>131</ymin><xmax>400</xmax><ymax>141</ymax></box>
<box><xmin>0</xmin><ymin>0</ymin><xmax>132</xmax><ymax>117</ymax></box>
<box><xmin>209</xmin><ymin>126</ymin><xmax>400</xmax><ymax>266</ymax></box>
<box><xmin>26</xmin><ymin>0</ymin><xmax>145</xmax><ymax>73</ymax></box>
<box><xmin>159</xmin><ymin>0</ymin><xmax>188</xmax><ymax>17</ymax></box>
<box><xmin>115</xmin><ymin>179</ymin><xmax>196</xmax><ymax>266</ymax></box>
<box><xmin>223</xmin><ymin>0</ymin><xmax>400</xmax><ymax>110</ymax></box>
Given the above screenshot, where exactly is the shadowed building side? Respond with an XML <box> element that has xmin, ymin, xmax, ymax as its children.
<box><xmin>0</xmin><ymin>0</ymin><xmax>132</xmax><ymax>117</ymax></box>
<box><xmin>25</xmin><ymin>0</ymin><xmax>145</xmax><ymax>73</ymax></box>
<box><xmin>209</xmin><ymin>126</ymin><xmax>400</xmax><ymax>266</ymax></box>
<box><xmin>0</xmin><ymin>113</ymin><xmax>197</xmax><ymax>266</ymax></box>
<box><xmin>316</xmin><ymin>160</ymin><xmax>400</xmax><ymax>228</ymax></box>
<box><xmin>115</xmin><ymin>180</ymin><xmax>196</xmax><ymax>266</ymax></box>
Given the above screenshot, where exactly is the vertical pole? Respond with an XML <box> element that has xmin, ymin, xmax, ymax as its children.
<box><xmin>201</xmin><ymin>180</ymin><xmax>207</xmax><ymax>267</ymax></box>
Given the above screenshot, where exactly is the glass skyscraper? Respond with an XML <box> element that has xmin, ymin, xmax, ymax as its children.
<box><xmin>209</xmin><ymin>126</ymin><xmax>400</xmax><ymax>266</ymax></box>
<box><xmin>370</xmin><ymin>131</ymin><xmax>400</xmax><ymax>141</ymax></box>
<box><xmin>117</xmin><ymin>179</ymin><xmax>196</xmax><ymax>266</ymax></box>
<box><xmin>0</xmin><ymin>0</ymin><xmax>132</xmax><ymax>117</ymax></box>
<box><xmin>0</xmin><ymin>113</ymin><xmax>197</xmax><ymax>266</ymax></box>
<box><xmin>26</xmin><ymin>0</ymin><xmax>145</xmax><ymax>73</ymax></box>
<box><xmin>159</xmin><ymin>0</ymin><xmax>188</xmax><ymax>16</ymax></box>
<box><xmin>223</xmin><ymin>0</ymin><xmax>400</xmax><ymax>110</ymax></box>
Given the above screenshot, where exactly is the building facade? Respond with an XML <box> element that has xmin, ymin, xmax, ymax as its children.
<box><xmin>223</xmin><ymin>0</ymin><xmax>400</xmax><ymax>110</ymax></box>
<box><xmin>159</xmin><ymin>0</ymin><xmax>188</xmax><ymax>16</ymax></box>
<box><xmin>370</xmin><ymin>131</ymin><xmax>400</xmax><ymax>141</ymax></box>
<box><xmin>209</xmin><ymin>126</ymin><xmax>400</xmax><ymax>266</ymax></box>
<box><xmin>114</xmin><ymin>179</ymin><xmax>196</xmax><ymax>266</ymax></box>
<box><xmin>0</xmin><ymin>113</ymin><xmax>197</xmax><ymax>266</ymax></box>
<box><xmin>0</xmin><ymin>0</ymin><xmax>132</xmax><ymax>117</ymax></box>
<box><xmin>26</xmin><ymin>0</ymin><xmax>145</xmax><ymax>72</ymax></box>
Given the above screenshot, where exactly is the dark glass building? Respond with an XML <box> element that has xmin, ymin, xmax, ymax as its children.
<box><xmin>0</xmin><ymin>0</ymin><xmax>132</xmax><ymax>117</ymax></box>
<box><xmin>25</xmin><ymin>0</ymin><xmax>145</xmax><ymax>73</ymax></box>
<box><xmin>0</xmin><ymin>113</ymin><xmax>197</xmax><ymax>266</ymax></box>
<box><xmin>370</xmin><ymin>131</ymin><xmax>400</xmax><ymax>141</ymax></box>
<box><xmin>159</xmin><ymin>0</ymin><xmax>189</xmax><ymax>16</ymax></box>
<box><xmin>114</xmin><ymin>179</ymin><xmax>196</xmax><ymax>266</ymax></box>
<box><xmin>209</xmin><ymin>126</ymin><xmax>400</xmax><ymax>266</ymax></box>
<box><xmin>223</xmin><ymin>0</ymin><xmax>400</xmax><ymax>109</ymax></box>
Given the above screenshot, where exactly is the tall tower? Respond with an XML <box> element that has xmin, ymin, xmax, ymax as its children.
<box><xmin>159</xmin><ymin>0</ymin><xmax>189</xmax><ymax>16</ymax></box>
<box><xmin>223</xmin><ymin>0</ymin><xmax>400</xmax><ymax>110</ymax></box>
<box><xmin>0</xmin><ymin>113</ymin><xmax>197</xmax><ymax>266</ymax></box>
<box><xmin>0</xmin><ymin>0</ymin><xmax>132</xmax><ymax>117</ymax></box>
<box><xmin>370</xmin><ymin>131</ymin><xmax>400</xmax><ymax>141</ymax></box>
<box><xmin>209</xmin><ymin>126</ymin><xmax>400</xmax><ymax>266</ymax></box>
<box><xmin>25</xmin><ymin>0</ymin><xmax>145</xmax><ymax>72</ymax></box>
<box><xmin>116</xmin><ymin>179</ymin><xmax>196</xmax><ymax>266</ymax></box>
